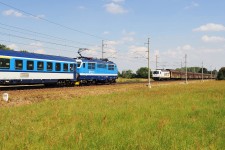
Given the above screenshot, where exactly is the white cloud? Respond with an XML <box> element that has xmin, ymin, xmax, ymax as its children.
<box><xmin>162</xmin><ymin>44</ymin><xmax>193</xmax><ymax>59</ymax></box>
<box><xmin>104</xmin><ymin>40</ymin><xmax>119</xmax><ymax>58</ymax></box>
<box><xmin>129</xmin><ymin>45</ymin><xmax>146</xmax><ymax>52</ymax></box>
<box><xmin>34</xmin><ymin>14</ymin><xmax>45</xmax><ymax>19</ymax></box>
<box><xmin>103</xmin><ymin>31</ymin><xmax>110</xmax><ymax>35</ymax></box>
<box><xmin>2</xmin><ymin>9</ymin><xmax>24</xmax><ymax>17</ymax></box>
<box><xmin>122</xmin><ymin>30</ymin><xmax>135</xmax><ymax>35</ymax></box>
<box><xmin>7</xmin><ymin>44</ymin><xmax>18</xmax><ymax>50</ymax></box>
<box><xmin>201</xmin><ymin>48</ymin><xmax>223</xmax><ymax>53</ymax></box>
<box><xmin>154</xmin><ymin>50</ymin><xmax>160</xmax><ymax>56</ymax></box>
<box><xmin>106</xmin><ymin>40</ymin><xmax>120</xmax><ymax>46</ymax></box>
<box><xmin>30</xmin><ymin>42</ymin><xmax>43</xmax><ymax>47</ymax></box>
<box><xmin>121</xmin><ymin>30</ymin><xmax>135</xmax><ymax>42</ymax></box>
<box><xmin>161</xmin><ymin>44</ymin><xmax>225</xmax><ymax>68</ymax></box>
<box><xmin>77</xmin><ymin>6</ymin><xmax>86</xmax><ymax>10</ymax></box>
<box><xmin>122</xmin><ymin>36</ymin><xmax>134</xmax><ymax>42</ymax></box>
<box><xmin>34</xmin><ymin>49</ymin><xmax>46</xmax><ymax>54</ymax></box>
<box><xmin>184</xmin><ymin>2</ymin><xmax>199</xmax><ymax>10</ymax></box>
<box><xmin>79</xmin><ymin>45</ymin><xmax>101</xmax><ymax>58</ymax></box>
<box><xmin>2</xmin><ymin>9</ymin><xmax>45</xmax><ymax>20</ymax></box>
<box><xmin>128</xmin><ymin>45</ymin><xmax>147</xmax><ymax>58</ymax></box>
<box><xmin>104</xmin><ymin>2</ymin><xmax>128</xmax><ymax>14</ymax></box>
<box><xmin>202</xmin><ymin>35</ymin><xmax>225</xmax><ymax>43</ymax></box>
<box><xmin>180</xmin><ymin>44</ymin><xmax>193</xmax><ymax>51</ymax></box>
<box><xmin>193</xmin><ymin>23</ymin><xmax>225</xmax><ymax>32</ymax></box>
<box><xmin>29</xmin><ymin>42</ymin><xmax>46</xmax><ymax>54</ymax></box>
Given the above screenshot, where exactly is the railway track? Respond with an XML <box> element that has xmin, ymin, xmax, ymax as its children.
<box><xmin>0</xmin><ymin>81</ymin><xmax>152</xmax><ymax>91</ymax></box>
<box><xmin>0</xmin><ymin>79</ymin><xmax>207</xmax><ymax>91</ymax></box>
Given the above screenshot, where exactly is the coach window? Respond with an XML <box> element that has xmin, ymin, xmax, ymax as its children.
<box><xmin>47</xmin><ymin>62</ymin><xmax>53</xmax><ymax>71</ymax></box>
<box><xmin>83</xmin><ymin>63</ymin><xmax>85</xmax><ymax>68</ymax></box>
<box><xmin>108</xmin><ymin>64</ymin><xmax>114</xmax><ymax>70</ymax></box>
<box><xmin>15</xmin><ymin>59</ymin><xmax>23</xmax><ymax>70</ymax></box>
<box><xmin>55</xmin><ymin>63</ymin><xmax>61</xmax><ymax>71</ymax></box>
<box><xmin>37</xmin><ymin>61</ymin><xmax>44</xmax><ymax>71</ymax></box>
<box><xmin>70</xmin><ymin>64</ymin><xmax>74</xmax><ymax>71</ymax></box>
<box><xmin>27</xmin><ymin>60</ymin><xmax>34</xmax><ymax>70</ymax></box>
<box><xmin>88</xmin><ymin>63</ymin><xmax>95</xmax><ymax>70</ymax></box>
<box><xmin>0</xmin><ymin>58</ymin><xmax>10</xmax><ymax>69</ymax></box>
<box><xmin>63</xmin><ymin>63</ymin><xmax>68</xmax><ymax>71</ymax></box>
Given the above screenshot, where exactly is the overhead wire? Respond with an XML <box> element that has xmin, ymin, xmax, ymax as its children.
<box><xmin>0</xmin><ymin>22</ymin><xmax>97</xmax><ymax>47</ymax></box>
<box><xmin>0</xmin><ymin>31</ymin><xmax>81</xmax><ymax>49</ymax></box>
<box><xmin>0</xmin><ymin>39</ymin><xmax>75</xmax><ymax>53</ymax></box>
<box><xmin>0</xmin><ymin>1</ymin><xmax>105</xmax><ymax>40</ymax></box>
<box><xmin>0</xmin><ymin>1</ymin><xmax>155</xmax><ymax>63</ymax></box>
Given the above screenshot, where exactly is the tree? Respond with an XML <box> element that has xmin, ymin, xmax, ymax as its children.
<box><xmin>121</xmin><ymin>70</ymin><xmax>134</xmax><ymax>78</ymax></box>
<box><xmin>20</xmin><ymin>50</ymin><xmax>29</xmax><ymax>53</ymax></box>
<box><xmin>0</xmin><ymin>44</ymin><xmax>12</xmax><ymax>50</ymax></box>
<box><xmin>118</xmin><ymin>71</ymin><xmax>122</xmax><ymax>77</ymax></box>
<box><xmin>176</xmin><ymin>67</ymin><xmax>201</xmax><ymax>73</ymax></box>
<box><xmin>212</xmin><ymin>69</ymin><xmax>218</xmax><ymax>76</ymax></box>
<box><xmin>136</xmin><ymin>67</ymin><xmax>148</xmax><ymax>78</ymax></box>
<box><xmin>198</xmin><ymin>68</ymin><xmax>208</xmax><ymax>74</ymax></box>
<box><xmin>217</xmin><ymin>67</ymin><xmax>225</xmax><ymax>80</ymax></box>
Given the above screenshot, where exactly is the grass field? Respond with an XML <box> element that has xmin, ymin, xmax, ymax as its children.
<box><xmin>116</xmin><ymin>77</ymin><xmax>148</xmax><ymax>83</ymax></box>
<box><xmin>0</xmin><ymin>81</ymin><xmax>225</xmax><ymax>149</ymax></box>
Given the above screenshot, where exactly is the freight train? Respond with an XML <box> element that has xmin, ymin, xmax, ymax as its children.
<box><xmin>0</xmin><ymin>49</ymin><xmax>118</xmax><ymax>86</ymax></box>
<box><xmin>152</xmin><ymin>69</ymin><xmax>214</xmax><ymax>81</ymax></box>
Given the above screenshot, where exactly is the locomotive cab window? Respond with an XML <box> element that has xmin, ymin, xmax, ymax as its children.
<box><xmin>88</xmin><ymin>63</ymin><xmax>95</xmax><ymax>69</ymax></box>
<box><xmin>70</xmin><ymin>64</ymin><xmax>74</xmax><ymax>71</ymax></box>
<box><xmin>63</xmin><ymin>63</ymin><xmax>68</xmax><ymax>71</ymax></box>
<box><xmin>83</xmin><ymin>63</ymin><xmax>85</xmax><ymax>68</ymax></box>
<box><xmin>153</xmin><ymin>71</ymin><xmax>159</xmax><ymax>74</ymax></box>
<box><xmin>47</xmin><ymin>62</ymin><xmax>53</xmax><ymax>71</ymax></box>
<box><xmin>27</xmin><ymin>61</ymin><xmax>34</xmax><ymax>70</ymax></box>
<box><xmin>77</xmin><ymin>62</ymin><xmax>81</xmax><ymax>68</ymax></box>
<box><xmin>97</xmin><ymin>63</ymin><xmax>106</xmax><ymax>68</ymax></box>
<box><xmin>55</xmin><ymin>63</ymin><xmax>61</xmax><ymax>71</ymax></box>
<box><xmin>108</xmin><ymin>64</ymin><xmax>114</xmax><ymax>70</ymax></box>
<box><xmin>0</xmin><ymin>58</ymin><xmax>10</xmax><ymax>69</ymax></box>
<box><xmin>37</xmin><ymin>61</ymin><xmax>44</xmax><ymax>70</ymax></box>
<box><xmin>15</xmin><ymin>59</ymin><xmax>23</xmax><ymax>70</ymax></box>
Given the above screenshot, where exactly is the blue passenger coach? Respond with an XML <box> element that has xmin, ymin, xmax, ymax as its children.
<box><xmin>76</xmin><ymin>57</ymin><xmax>118</xmax><ymax>84</ymax></box>
<box><xmin>0</xmin><ymin>49</ymin><xmax>76</xmax><ymax>86</ymax></box>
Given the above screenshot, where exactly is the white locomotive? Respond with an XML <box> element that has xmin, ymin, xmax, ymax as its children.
<box><xmin>152</xmin><ymin>70</ymin><xmax>170</xmax><ymax>80</ymax></box>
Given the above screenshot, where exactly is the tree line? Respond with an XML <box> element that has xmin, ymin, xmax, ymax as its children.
<box><xmin>118</xmin><ymin>67</ymin><xmax>152</xmax><ymax>79</ymax></box>
<box><xmin>176</xmin><ymin>67</ymin><xmax>218</xmax><ymax>75</ymax></box>
<box><xmin>119</xmin><ymin>67</ymin><xmax>225</xmax><ymax>80</ymax></box>
<box><xmin>0</xmin><ymin>44</ymin><xmax>28</xmax><ymax>52</ymax></box>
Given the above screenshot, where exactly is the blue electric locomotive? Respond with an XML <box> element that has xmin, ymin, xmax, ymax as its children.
<box><xmin>0</xmin><ymin>49</ymin><xmax>76</xmax><ymax>86</ymax></box>
<box><xmin>76</xmin><ymin>57</ymin><xmax>118</xmax><ymax>85</ymax></box>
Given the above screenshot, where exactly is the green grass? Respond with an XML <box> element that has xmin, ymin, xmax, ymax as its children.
<box><xmin>117</xmin><ymin>77</ymin><xmax>149</xmax><ymax>83</ymax></box>
<box><xmin>0</xmin><ymin>81</ymin><xmax>225</xmax><ymax>149</ymax></box>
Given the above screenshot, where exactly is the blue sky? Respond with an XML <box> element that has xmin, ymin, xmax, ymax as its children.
<box><xmin>0</xmin><ymin>0</ymin><xmax>224</xmax><ymax>72</ymax></box>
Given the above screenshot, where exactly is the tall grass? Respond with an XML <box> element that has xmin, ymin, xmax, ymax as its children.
<box><xmin>0</xmin><ymin>81</ymin><xmax>224</xmax><ymax>149</ymax></box>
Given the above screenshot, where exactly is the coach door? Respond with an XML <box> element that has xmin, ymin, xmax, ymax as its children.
<box><xmin>73</xmin><ymin>63</ymin><xmax>77</xmax><ymax>81</ymax></box>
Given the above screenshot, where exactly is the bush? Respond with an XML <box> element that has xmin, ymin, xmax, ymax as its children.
<box><xmin>217</xmin><ymin>67</ymin><xmax>225</xmax><ymax>80</ymax></box>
